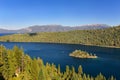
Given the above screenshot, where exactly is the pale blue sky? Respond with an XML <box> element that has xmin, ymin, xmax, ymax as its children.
<box><xmin>0</xmin><ymin>0</ymin><xmax>120</xmax><ymax>29</ymax></box>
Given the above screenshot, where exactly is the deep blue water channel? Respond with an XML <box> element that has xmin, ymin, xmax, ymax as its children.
<box><xmin>0</xmin><ymin>42</ymin><xmax>120</xmax><ymax>79</ymax></box>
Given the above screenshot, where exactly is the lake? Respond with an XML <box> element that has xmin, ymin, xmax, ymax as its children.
<box><xmin>0</xmin><ymin>33</ymin><xmax>15</xmax><ymax>36</ymax></box>
<box><xmin>0</xmin><ymin>42</ymin><xmax>120</xmax><ymax>79</ymax></box>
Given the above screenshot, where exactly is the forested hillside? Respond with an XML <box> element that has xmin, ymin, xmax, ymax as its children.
<box><xmin>0</xmin><ymin>25</ymin><xmax>120</xmax><ymax>47</ymax></box>
<box><xmin>0</xmin><ymin>45</ymin><xmax>116</xmax><ymax>80</ymax></box>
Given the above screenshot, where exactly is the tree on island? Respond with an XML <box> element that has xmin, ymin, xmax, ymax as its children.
<box><xmin>69</xmin><ymin>50</ymin><xmax>98</xmax><ymax>58</ymax></box>
<box><xmin>0</xmin><ymin>45</ymin><xmax>116</xmax><ymax>80</ymax></box>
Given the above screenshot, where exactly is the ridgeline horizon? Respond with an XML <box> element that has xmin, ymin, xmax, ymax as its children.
<box><xmin>0</xmin><ymin>24</ymin><xmax>111</xmax><ymax>33</ymax></box>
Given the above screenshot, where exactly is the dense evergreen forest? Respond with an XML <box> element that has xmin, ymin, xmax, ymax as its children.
<box><xmin>0</xmin><ymin>45</ymin><xmax>116</xmax><ymax>80</ymax></box>
<box><xmin>0</xmin><ymin>25</ymin><xmax>120</xmax><ymax>47</ymax></box>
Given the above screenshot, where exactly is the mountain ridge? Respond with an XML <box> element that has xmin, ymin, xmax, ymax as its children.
<box><xmin>0</xmin><ymin>24</ymin><xmax>110</xmax><ymax>33</ymax></box>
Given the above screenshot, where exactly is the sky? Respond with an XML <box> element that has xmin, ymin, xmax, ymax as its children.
<box><xmin>0</xmin><ymin>0</ymin><xmax>120</xmax><ymax>29</ymax></box>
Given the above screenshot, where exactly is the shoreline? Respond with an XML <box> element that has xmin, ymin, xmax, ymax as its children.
<box><xmin>69</xmin><ymin>50</ymin><xmax>98</xmax><ymax>59</ymax></box>
<box><xmin>0</xmin><ymin>41</ymin><xmax>120</xmax><ymax>49</ymax></box>
<box><xmin>69</xmin><ymin>54</ymin><xmax>98</xmax><ymax>59</ymax></box>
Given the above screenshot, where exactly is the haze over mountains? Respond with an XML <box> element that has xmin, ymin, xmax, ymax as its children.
<box><xmin>0</xmin><ymin>24</ymin><xmax>110</xmax><ymax>33</ymax></box>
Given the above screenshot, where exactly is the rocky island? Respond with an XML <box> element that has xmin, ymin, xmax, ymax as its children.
<box><xmin>69</xmin><ymin>50</ymin><xmax>98</xmax><ymax>58</ymax></box>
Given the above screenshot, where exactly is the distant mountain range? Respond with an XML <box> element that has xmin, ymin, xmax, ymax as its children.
<box><xmin>0</xmin><ymin>24</ymin><xmax>110</xmax><ymax>33</ymax></box>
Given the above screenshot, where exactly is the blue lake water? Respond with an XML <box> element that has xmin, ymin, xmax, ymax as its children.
<box><xmin>0</xmin><ymin>33</ymin><xmax>15</xmax><ymax>36</ymax></box>
<box><xmin>0</xmin><ymin>42</ymin><xmax>120</xmax><ymax>79</ymax></box>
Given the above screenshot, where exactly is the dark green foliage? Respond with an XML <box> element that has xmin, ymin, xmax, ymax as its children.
<box><xmin>28</xmin><ymin>33</ymin><xmax>37</xmax><ymax>36</ymax></box>
<box><xmin>0</xmin><ymin>45</ymin><xmax>116</xmax><ymax>80</ymax></box>
<box><xmin>0</xmin><ymin>73</ymin><xmax>4</xmax><ymax>80</ymax></box>
<box><xmin>6</xmin><ymin>40</ymin><xmax>10</xmax><ymax>42</ymax></box>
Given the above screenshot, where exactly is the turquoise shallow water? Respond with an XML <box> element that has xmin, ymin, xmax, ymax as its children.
<box><xmin>0</xmin><ymin>42</ymin><xmax>120</xmax><ymax>80</ymax></box>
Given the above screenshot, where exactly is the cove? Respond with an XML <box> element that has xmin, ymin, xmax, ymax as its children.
<box><xmin>0</xmin><ymin>42</ymin><xmax>120</xmax><ymax>80</ymax></box>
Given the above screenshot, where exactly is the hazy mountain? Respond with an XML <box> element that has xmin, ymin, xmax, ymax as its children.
<box><xmin>74</xmin><ymin>24</ymin><xmax>110</xmax><ymax>30</ymax></box>
<box><xmin>0</xmin><ymin>24</ymin><xmax>110</xmax><ymax>33</ymax></box>
<box><xmin>0</xmin><ymin>28</ymin><xmax>10</xmax><ymax>33</ymax></box>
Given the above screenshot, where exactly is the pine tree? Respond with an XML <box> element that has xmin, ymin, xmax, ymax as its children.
<box><xmin>83</xmin><ymin>73</ymin><xmax>87</xmax><ymax>80</ymax></box>
<box><xmin>30</xmin><ymin>58</ymin><xmax>40</xmax><ymax>80</ymax></box>
<box><xmin>2</xmin><ymin>50</ymin><xmax>17</xmax><ymax>80</ymax></box>
<box><xmin>78</xmin><ymin>65</ymin><xmax>83</xmax><ymax>75</ymax></box>
<box><xmin>109</xmin><ymin>75</ymin><xmax>116</xmax><ymax>80</ymax></box>
<box><xmin>13</xmin><ymin>46</ymin><xmax>24</xmax><ymax>72</ymax></box>
<box><xmin>58</xmin><ymin>64</ymin><xmax>61</xmax><ymax>75</ymax></box>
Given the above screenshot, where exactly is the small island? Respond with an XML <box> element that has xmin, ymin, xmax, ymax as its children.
<box><xmin>69</xmin><ymin>50</ymin><xmax>98</xmax><ymax>58</ymax></box>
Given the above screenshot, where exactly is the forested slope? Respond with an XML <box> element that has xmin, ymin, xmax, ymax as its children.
<box><xmin>0</xmin><ymin>46</ymin><xmax>116</xmax><ymax>80</ymax></box>
<box><xmin>0</xmin><ymin>25</ymin><xmax>120</xmax><ymax>47</ymax></box>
